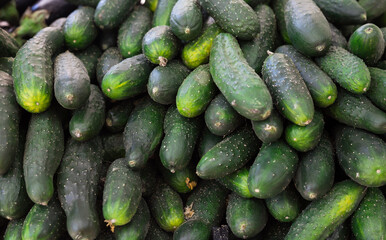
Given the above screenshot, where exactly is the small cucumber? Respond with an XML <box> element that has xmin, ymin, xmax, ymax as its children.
<box><xmin>0</xmin><ymin>28</ymin><xmax>19</xmax><ymax>57</ymax></box>
<box><xmin>170</xmin><ymin>0</ymin><xmax>202</xmax><ymax>42</ymax></box>
<box><xmin>105</xmin><ymin>100</ymin><xmax>134</xmax><ymax>133</ymax></box>
<box><xmin>94</xmin><ymin>0</ymin><xmax>139</xmax><ymax>29</ymax></box>
<box><xmin>197</xmin><ymin>127</ymin><xmax>223</xmax><ymax>158</ymax></box>
<box><xmin>102</xmin><ymin>133</ymin><xmax>125</xmax><ymax>162</ymax></box>
<box><xmin>358</xmin><ymin>0</ymin><xmax>386</xmax><ymax>21</ymax></box>
<box><xmin>173</xmin><ymin>219</ymin><xmax>211</xmax><ymax>240</ymax></box>
<box><xmin>366</xmin><ymin>67</ymin><xmax>386</xmax><ymax>111</ymax></box>
<box><xmin>217</xmin><ymin>167</ymin><xmax>252</xmax><ymax>198</ymax></box>
<box><xmin>152</xmin><ymin>0</ymin><xmax>178</xmax><ymax>26</ymax></box>
<box><xmin>251</xmin><ymin>109</ymin><xmax>284</xmax><ymax>143</ymax></box>
<box><xmin>0</xmin><ymin>57</ymin><xmax>14</xmax><ymax>74</ymax></box>
<box><xmin>96</xmin><ymin>47</ymin><xmax>123</xmax><ymax>86</ymax></box>
<box><xmin>160</xmin><ymin>163</ymin><xmax>198</xmax><ymax>193</ymax></box>
<box><xmin>313</xmin><ymin>0</ymin><xmax>367</xmax><ymax>25</ymax></box>
<box><xmin>272</xmin><ymin>0</ymin><xmax>291</xmax><ymax>43</ymax></box>
<box><xmin>74</xmin><ymin>44</ymin><xmax>102</xmax><ymax>81</ymax></box>
<box><xmin>265</xmin><ymin>185</ymin><xmax>301</xmax><ymax>222</ymax></box>
<box><xmin>4</xmin><ymin>219</ymin><xmax>24</xmax><ymax>240</ymax></box>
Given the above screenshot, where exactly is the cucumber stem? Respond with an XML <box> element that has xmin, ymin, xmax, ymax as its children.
<box><xmin>158</xmin><ymin>56</ymin><xmax>168</xmax><ymax>67</ymax></box>
<box><xmin>104</xmin><ymin>219</ymin><xmax>116</xmax><ymax>232</ymax></box>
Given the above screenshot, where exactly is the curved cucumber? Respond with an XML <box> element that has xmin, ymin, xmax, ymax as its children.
<box><xmin>366</xmin><ymin>67</ymin><xmax>386</xmax><ymax>111</ymax></box>
<box><xmin>152</xmin><ymin>0</ymin><xmax>178</xmax><ymax>27</ymax></box>
<box><xmin>265</xmin><ymin>186</ymin><xmax>301</xmax><ymax>222</ymax></box>
<box><xmin>170</xmin><ymin>0</ymin><xmax>202</xmax><ymax>42</ymax></box>
<box><xmin>217</xmin><ymin>167</ymin><xmax>252</xmax><ymax>198</ymax></box>
<box><xmin>105</xmin><ymin>100</ymin><xmax>133</xmax><ymax>133</ymax></box>
<box><xmin>94</xmin><ymin>0</ymin><xmax>139</xmax><ymax>29</ymax></box>
<box><xmin>96</xmin><ymin>47</ymin><xmax>123</xmax><ymax>86</ymax></box>
<box><xmin>4</xmin><ymin>219</ymin><xmax>24</xmax><ymax>240</ymax></box>
<box><xmin>251</xmin><ymin>109</ymin><xmax>283</xmax><ymax>143</ymax></box>
<box><xmin>173</xmin><ymin>219</ymin><xmax>211</xmax><ymax>240</ymax></box>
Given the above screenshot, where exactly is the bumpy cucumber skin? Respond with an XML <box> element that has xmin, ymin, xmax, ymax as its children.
<box><xmin>366</xmin><ymin>67</ymin><xmax>386</xmax><ymax>111</ymax></box>
<box><xmin>12</xmin><ymin>27</ymin><xmax>63</xmax><ymax>113</ymax></box>
<box><xmin>265</xmin><ymin>186</ymin><xmax>301</xmax><ymax>222</ymax></box>
<box><xmin>313</xmin><ymin>0</ymin><xmax>367</xmax><ymax>25</ymax></box>
<box><xmin>358</xmin><ymin>0</ymin><xmax>386</xmax><ymax>21</ymax></box>
<box><xmin>160</xmin><ymin>163</ymin><xmax>198</xmax><ymax>193</ymax></box>
<box><xmin>4</xmin><ymin>219</ymin><xmax>24</xmax><ymax>240</ymax></box>
<box><xmin>94</xmin><ymin>0</ymin><xmax>139</xmax><ymax>29</ymax></box>
<box><xmin>210</xmin><ymin>33</ymin><xmax>273</xmax><ymax>121</ymax></box>
<box><xmin>330</xmin><ymin>23</ymin><xmax>348</xmax><ymax>49</ymax></box>
<box><xmin>105</xmin><ymin>100</ymin><xmax>133</xmax><ymax>133</ymax></box>
<box><xmin>0</xmin><ymin>28</ymin><xmax>19</xmax><ymax>57</ymax></box>
<box><xmin>272</xmin><ymin>0</ymin><xmax>291</xmax><ymax>43</ymax></box>
<box><xmin>74</xmin><ymin>44</ymin><xmax>102</xmax><ymax>81</ymax></box>
<box><xmin>0</xmin><ymin>57</ymin><xmax>14</xmax><ymax>74</ymax></box>
<box><xmin>173</xmin><ymin>219</ymin><xmax>211</xmax><ymax>240</ymax></box>
<box><xmin>152</xmin><ymin>0</ymin><xmax>178</xmax><ymax>27</ymax></box>
<box><xmin>217</xmin><ymin>167</ymin><xmax>253</xmax><ymax>198</ymax></box>
<box><xmin>251</xmin><ymin>109</ymin><xmax>283</xmax><ymax>143</ymax></box>
<box><xmin>170</xmin><ymin>0</ymin><xmax>202</xmax><ymax>42</ymax></box>
<box><xmin>176</xmin><ymin>64</ymin><xmax>217</xmax><ymax>118</ymax></box>
<box><xmin>262</xmin><ymin>53</ymin><xmax>314</xmax><ymax>126</ymax></box>
<box><xmin>96</xmin><ymin>47</ymin><xmax>123</xmax><ymax>86</ymax></box>
<box><xmin>285</xmin><ymin>180</ymin><xmax>367</xmax><ymax>240</ymax></box>
<box><xmin>197</xmin><ymin>127</ymin><xmax>223</xmax><ymax>158</ymax></box>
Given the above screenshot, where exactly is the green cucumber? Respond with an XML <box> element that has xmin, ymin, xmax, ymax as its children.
<box><xmin>275</xmin><ymin>45</ymin><xmax>337</xmax><ymax>108</ymax></box>
<box><xmin>377</xmin><ymin>60</ymin><xmax>386</xmax><ymax>70</ymax></box>
<box><xmin>96</xmin><ymin>47</ymin><xmax>123</xmax><ymax>86</ymax></box>
<box><xmin>358</xmin><ymin>0</ymin><xmax>386</xmax><ymax>21</ymax></box>
<box><xmin>217</xmin><ymin>167</ymin><xmax>252</xmax><ymax>198</ymax></box>
<box><xmin>118</xmin><ymin>6</ymin><xmax>152</xmax><ymax>59</ymax></box>
<box><xmin>366</xmin><ymin>67</ymin><xmax>386</xmax><ymax>111</ymax></box>
<box><xmin>64</xmin><ymin>7</ymin><xmax>97</xmax><ymax>51</ymax></box>
<box><xmin>105</xmin><ymin>100</ymin><xmax>134</xmax><ymax>133</ymax></box>
<box><xmin>160</xmin><ymin>105</ymin><xmax>201</xmax><ymax>172</ymax></box>
<box><xmin>0</xmin><ymin>57</ymin><xmax>14</xmax><ymax>74</ymax></box>
<box><xmin>4</xmin><ymin>219</ymin><xmax>24</xmax><ymax>240</ymax></box>
<box><xmin>226</xmin><ymin>193</ymin><xmax>268</xmax><ymax>238</ymax></box>
<box><xmin>152</xmin><ymin>0</ymin><xmax>178</xmax><ymax>26</ymax></box>
<box><xmin>196</xmin><ymin>126</ymin><xmax>259</xmax><ymax>179</ymax></box>
<box><xmin>94</xmin><ymin>0</ymin><xmax>139</xmax><ymax>29</ymax></box>
<box><xmin>57</xmin><ymin>137</ymin><xmax>103</xmax><ymax>240</ymax></box>
<box><xmin>170</xmin><ymin>0</ymin><xmax>202</xmax><ymax>42</ymax></box>
<box><xmin>262</xmin><ymin>52</ymin><xmax>314</xmax><ymax>126</ymax></box>
<box><xmin>251</xmin><ymin>109</ymin><xmax>283</xmax><ymax>143</ymax></box>
<box><xmin>197</xmin><ymin>127</ymin><xmax>223</xmax><ymax>158</ymax></box>
<box><xmin>146</xmin><ymin>218</ymin><xmax>172</xmax><ymax>240</ymax></box>
<box><xmin>160</xmin><ymin>163</ymin><xmax>198</xmax><ymax>193</ymax></box>
<box><xmin>176</xmin><ymin>64</ymin><xmax>217</xmax><ymax>118</ymax></box>
<box><xmin>74</xmin><ymin>44</ymin><xmax>102</xmax><ymax>81</ymax></box>
<box><xmin>98</xmin><ymin>29</ymin><xmax>117</xmax><ymax>51</ymax></box>
<box><xmin>0</xmin><ymin>28</ymin><xmax>19</xmax><ymax>57</ymax></box>
<box><xmin>103</xmin><ymin>158</ymin><xmax>142</xmax><ymax>230</ymax></box>
<box><xmin>330</xmin><ymin>23</ymin><xmax>348</xmax><ymax>49</ymax></box>
<box><xmin>335</xmin><ymin>126</ymin><xmax>386</xmax><ymax>187</ymax></box>
<box><xmin>69</xmin><ymin>84</ymin><xmax>106</xmax><ymax>142</ymax></box>
<box><xmin>173</xmin><ymin>219</ymin><xmax>211</xmax><ymax>240</ymax></box>
<box><xmin>101</xmin><ymin>54</ymin><xmax>153</xmax><ymax>100</ymax></box>
<box><xmin>210</xmin><ymin>33</ymin><xmax>273</xmax><ymax>121</ymax></box>
<box><xmin>351</xmin><ymin>188</ymin><xmax>386</xmax><ymax>240</ymax></box>
<box><xmin>265</xmin><ymin>186</ymin><xmax>301</xmax><ymax>222</ymax></box>
<box><xmin>284</xmin><ymin>180</ymin><xmax>367</xmax><ymax>240</ymax></box>
<box><xmin>147</xmin><ymin>60</ymin><xmax>190</xmax><ymax>105</ymax></box>
<box><xmin>54</xmin><ymin>51</ymin><xmax>90</xmax><ymax>110</ymax></box>
<box><xmin>204</xmin><ymin>93</ymin><xmax>243</xmax><ymax>136</ymax></box>
<box><xmin>313</xmin><ymin>0</ymin><xmax>367</xmax><ymax>25</ymax></box>
<box><xmin>248</xmin><ymin>140</ymin><xmax>298</xmax><ymax>199</ymax></box>
<box><xmin>272</xmin><ymin>0</ymin><xmax>291</xmax><ymax>43</ymax></box>
<box><xmin>12</xmin><ymin>27</ymin><xmax>63</xmax><ymax>113</ymax></box>
<box><xmin>102</xmin><ymin>133</ymin><xmax>125</xmax><ymax>161</ymax></box>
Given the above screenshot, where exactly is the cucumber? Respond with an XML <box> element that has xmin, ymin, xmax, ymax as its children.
<box><xmin>152</xmin><ymin>0</ymin><xmax>178</xmax><ymax>26</ymax></box>
<box><xmin>315</xmin><ymin>46</ymin><xmax>371</xmax><ymax>94</ymax></box>
<box><xmin>196</xmin><ymin>126</ymin><xmax>260</xmax><ymax>179</ymax></box>
<box><xmin>146</xmin><ymin>218</ymin><xmax>172</xmax><ymax>240</ymax></box>
<box><xmin>101</xmin><ymin>54</ymin><xmax>153</xmax><ymax>100</ymax></box>
<box><xmin>198</xmin><ymin>0</ymin><xmax>259</xmax><ymax>40</ymax></box>
<box><xmin>160</xmin><ymin>105</ymin><xmax>201</xmax><ymax>172</ymax></box>
<box><xmin>173</xmin><ymin>219</ymin><xmax>211</xmax><ymax>240</ymax></box>
<box><xmin>142</xmin><ymin>26</ymin><xmax>179</xmax><ymax>66</ymax></box>
<box><xmin>262</xmin><ymin>52</ymin><xmax>314</xmax><ymax>126</ymax></box>
<box><xmin>358</xmin><ymin>0</ymin><xmax>386</xmax><ymax>21</ymax></box>
<box><xmin>69</xmin><ymin>84</ymin><xmax>106</xmax><ymax>142</ymax></box>
<box><xmin>284</xmin><ymin>180</ymin><xmax>367</xmax><ymax>240</ymax></box>
<box><xmin>170</xmin><ymin>0</ymin><xmax>202</xmax><ymax>42</ymax></box>
<box><xmin>149</xmin><ymin>183</ymin><xmax>184</xmax><ymax>232</ymax></box>
<box><xmin>147</xmin><ymin>60</ymin><xmax>190</xmax><ymax>105</ymax></box>
<box><xmin>226</xmin><ymin>193</ymin><xmax>268</xmax><ymax>238</ymax></box>
<box><xmin>377</xmin><ymin>60</ymin><xmax>386</xmax><ymax>70</ymax></box>
<box><xmin>0</xmin><ymin>71</ymin><xmax>20</xmax><ymax>175</ymax></box>
<box><xmin>0</xmin><ymin>28</ymin><xmax>19</xmax><ymax>57</ymax></box>
<box><xmin>272</xmin><ymin>0</ymin><xmax>291</xmax><ymax>43</ymax></box>
<box><xmin>160</xmin><ymin>163</ymin><xmax>198</xmax><ymax>193</ymax></box>
<box><xmin>124</xmin><ymin>97</ymin><xmax>166</xmax><ymax>169</ymax></box>
<box><xmin>96</xmin><ymin>48</ymin><xmax>123</xmax><ymax>86</ymax></box>
<box><xmin>325</xmin><ymin>89</ymin><xmax>386</xmax><ymax>134</ymax></box>
<box><xmin>12</xmin><ymin>27</ymin><xmax>63</xmax><ymax>113</ymax></box>
<box><xmin>57</xmin><ymin>137</ymin><xmax>103</xmax><ymax>240</ymax></box>
<box><xmin>4</xmin><ymin>219</ymin><xmax>24</xmax><ymax>240</ymax></box>
<box><xmin>105</xmin><ymin>100</ymin><xmax>134</xmax><ymax>133</ymax></box>
<box><xmin>251</xmin><ymin>109</ymin><xmax>283</xmax><ymax>143</ymax></box>
<box><xmin>102</xmin><ymin>133</ymin><xmax>125</xmax><ymax>162</ymax></box>
<box><xmin>265</xmin><ymin>186</ymin><xmax>301</xmax><ymax>222</ymax></box>
<box><xmin>217</xmin><ymin>167</ymin><xmax>252</xmax><ymax>198</ymax></box>
<box><xmin>197</xmin><ymin>127</ymin><xmax>223</xmax><ymax>158</ymax></box>
<box><xmin>94</xmin><ymin>0</ymin><xmax>139</xmax><ymax>29</ymax></box>
<box><xmin>103</xmin><ymin>158</ymin><xmax>142</xmax><ymax>231</ymax></box>
<box><xmin>366</xmin><ymin>67</ymin><xmax>386</xmax><ymax>111</ymax></box>
<box><xmin>21</xmin><ymin>200</ymin><xmax>66</xmax><ymax>240</ymax></box>
<box><xmin>24</xmin><ymin>107</ymin><xmax>64</xmax><ymax>205</ymax></box>
<box><xmin>176</xmin><ymin>64</ymin><xmax>217</xmax><ymax>118</ymax></box>
<box><xmin>98</xmin><ymin>29</ymin><xmax>117</xmax><ymax>51</ymax></box>
<box><xmin>74</xmin><ymin>44</ymin><xmax>102</xmax><ymax>81</ymax></box>
<box><xmin>335</xmin><ymin>126</ymin><xmax>386</xmax><ymax>187</ymax></box>
<box><xmin>330</xmin><ymin>23</ymin><xmax>348</xmax><ymax>49</ymax></box>
<box><xmin>65</xmin><ymin>0</ymin><xmax>99</xmax><ymax>7</ymax></box>
<box><xmin>64</xmin><ymin>7</ymin><xmax>97</xmax><ymax>51</ymax></box>
<box><xmin>326</xmin><ymin>221</ymin><xmax>351</xmax><ymax>240</ymax></box>
<box><xmin>54</xmin><ymin>51</ymin><xmax>90</xmax><ymax>110</ymax></box>
<box><xmin>210</xmin><ymin>33</ymin><xmax>273</xmax><ymax>121</ymax></box>
<box><xmin>313</xmin><ymin>0</ymin><xmax>367</xmax><ymax>25</ymax></box>
<box><xmin>181</xmin><ymin>23</ymin><xmax>222</xmax><ymax>69</ymax></box>
<box><xmin>205</xmin><ymin>93</ymin><xmax>243</xmax><ymax>136</ymax></box>
<box><xmin>351</xmin><ymin>188</ymin><xmax>386</xmax><ymax>240</ymax></box>
<box><xmin>248</xmin><ymin>140</ymin><xmax>298</xmax><ymax>199</ymax></box>
<box><xmin>0</xmin><ymin>57</ymin><xmax>14</xmax><ymax>74</ymax></box>
<box><xmin>294</xmin><ymin>133</ymin><xmax>335</xmax><ymax>201</ymax></box>
<box><xmin>275</xmin><ymin>45</ymin><xmax>337</xmax><ymax>108</ymax></box>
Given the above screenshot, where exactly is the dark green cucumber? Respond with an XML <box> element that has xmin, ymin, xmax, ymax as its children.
<box><xmin>325</xmin><ymin>89</ymin><xmax>386</xmax><ymax>134</ymax></box>
<box><xmin>147</xmin><ymin>60</ymin><xmax>190</xmax><ymax>105</ymax></box>
<box><xmin>196</xmin><ymin>126</ymin><xmax>259</xmax><ymax>179</ymax></box>
<box><xmin>262</xmin><ymin>52</ymin><xmax>314</xmax><ymax>126</ymax></box>
<box><xmin>103</xmin><ymin>158</ymin><xmax>142</xmax><ymax>230</ymax></box>
<box><xmin>12</xmin><ymin>27</ymin><xmax>63</xmax><ymax>113</ymax></box>
<box><xmin>160</xmin><ymin>105</ymin><xmax>201</xmax><ymax>172</ymax></box>
<box><xmin>248</xmin><ymin>140</ymin><xmax>298</xmax><ymax>199</ymax></box>
<box><xmin>105</xmin><ymin>100</ymin><xmax>133</xmax><ymax>133</ymax></box>
<box><xmin>285</xmin><ymin>180</ymin><xmax>367</xmax><ymax>240</ymax></box>
<box><xmin>275</xmin><ymin>45</ymin><xmax>337</xmax><ymax>108</ymax></box>
<box><xmin>69</xmin><ymin>84</ymin><xmax>106</xmax><ymax>142</ymax></box>
<box><xmin>335</xmin><ymin>126</ymin><xmax>386</xmax><ymax>187</ymax></box>
<box><xmin>0</xmin><ymin>57</ymin><xmax>14</xmax><ymax>74</ymax></box>
<box><xmin>351</xmin><ymin>188</ymin><xmax>386</xmax><ymax>240</ymax></box>
<box><xmin>123</xmin><ymin>97</ymin><xmax>166</xmax><ymax>169</ymax></box>
<box><xmin>98</xmin><ymin>29</ymin><xmax>117</xmax><ymax>51</ymax></box>
<box><xmin>170</xmin><ymin>0</ymin><xmax>202</xmax><ymax>42</ymax></box>
<box><xmin>74</xmin><ymin>44</ymin><xmax>102</xmax><ymax>81</ymax></box>
<box><xmin>102</xmin><ymin>133</ymin><xmax>125</xmax><ymax>162</ymax></box>
<box><xmin>265</xmin><ymin>186</ymin><xmax>301</xmax><ymax>222</ymax></box>
<box><xmin>326</xmin><ymin>221</ymin><xmax>351</xmax><ymax>240</ymax></box>
<box><xmin>226</xmin><ymin>193</ymin><xmax>268</xmax><ymax>238</ymax></box>
<box><xmin>21</xmin><ymin>200</ymin><xmax>66</xmax><ymax>240</ymax></box>
<box><xmin>152</xmin><ymin>0</ymin><xmax>178</xmax><ymax>26</ymax></box>
<box><xmin>146</xmin><ymin>218</ymin><xmax>172</xmax><ymax>240</ymax></box>
<box><xmin>4</xmin><ymin>219</ymin><xmax>24</xmax><ymax>240</ymax></box>
<box><xmin>94</xmin><ymin>0</ymin><xmax>139</xmax><ymax>29</ymax></box>
<box><xmin>366</xmin><ymin>67</ymin><xmax>386</xmax><ymax>111</ymax></box>
<box><xmin>0</xmin><ymin>71</ymin><xmax>19</xmax><ymax>175</ymax></box>
<box><xmin>114</xmin><ymin>198</ymin><xmax>150</xmax><ymax>240</ymax></box>
<box><xmin>294</xmin><ymin>133</ymin><xmax>335</xmax><ymax>201</ymax></box>
<box><xmin>358</xmin><ymin>0</ymin><xmax>386</xmax><ymax>21</ymax></box>
<box><xmin>315</xmin><ymin>46</ymin><xmax>371</xmax><ymax>94</ymax></box>
<box><xmin>0</xmin><ymin>28</ymin><xmax>19</xmax><ymax>57</ymax></box>
<box><xmin>24</xmin><ymin>107</ymin><xmax>64</xmax><ymax>205</ymax></box>
<box><xmin>330</xmin><ymin>23</ymin><xmax>348</xmax><ymax>49</ymax></box>
<box><xmin>313</xmin><ymin>0</ymin><xmax>367</xmax><ymax>25</ymax></box>
<box><xmin>142</xmin><ymin>26</ymin><xmax>179</xmax><ymax>66</ymax></box>
<box><xmin>198</xmin><ymin>0</ymin><xmax>259</xmax><ymax>40</ymax></box>
<box><xmin>173</xmin><ymin>219</ymin><xmax>211</xmax><ymax>240</ymax></box>
<box><xmin>240</xmin><ymin>4</ymin><xmax>277</xmax><ymax>74</ymax></box>
<box><xmin>197</xmin><ymin>127</ymin><xmax>223</xmax><ymax>158</ymax></box>
<box><xmin>181</xmin><ymin>23</ymin><xmax>222</xmax><ymax>69</ymax></box>
<box><xmin>54</xmin><ymin>51</ymin><xmax>90</xmax><ymax>110</ymax></box>
<box><xmin>210</xmin><ymin>33</ymin><xmax>273</xmax><ymax>121</ymax></box>
<box><xmin>101</xmin><ymin>54</ymin><xmax>153</xmax><ymax>100</ymax></box>
<box><xmin>65</xmin><ymin>0</ymin><xmax>99</xmax><ymax>7</ymax></box>
<box><xmin>176</xmin><ymin>64</ymin><xmax>217</xmax><ymax>118</ymax></box>
<box><xmin>217</xmin><ymin>167</ymin><xmax>252</xmax><ymax>198</ymax></box>
<box><xmin>204</xmin><ymin>93</ymin><xmax>243</xmax><ymax>136</ymax></box>
<box><xmin>272</xmin><ymin>0</ymin><xmax>291</xmax><ymax>43</ymax></box>
<box><xmin>64</xmin><ymin>7</ymin><xmax>97</xmax><ymax>51</ymax></box>
<box><xmin>251</xmin><ymin>109</ymin><xmax>283</xmax><ymax>143</ymax></box>
<box><xmin>160</xmin><ymin>164</ymin><xmax>198</xmax><ymax>193</ymax></box>
<box><xmin>149</xmin><ymin>183</ymin><xmax>184</xmax><ymax>232</ymax></box>
<box><xmin>118</xmin><ymin>6</ymin><xmax>152</xmax><ymax>59</ymax></box>
<box><xmin>96</xmin><ymin>47</ymin><xmax>123</xmax><ymax>86</ymax></box>
<box><xmin>57</xmin><ymin>137</ymin><xmax>103</xmax><ymax>240</ymax></box>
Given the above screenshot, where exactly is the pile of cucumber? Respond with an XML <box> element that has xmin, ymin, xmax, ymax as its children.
<box><xmin>0</xmin><ymin>0</ymin><xmax>385</xmax><ymax>239</ymax></box>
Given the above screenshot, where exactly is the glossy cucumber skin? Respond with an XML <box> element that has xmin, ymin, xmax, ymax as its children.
<box><xmin>173</xmin><ymin>219</ymin><xmax>211</xmax><ymax>240</ymax></box>
<box><xmin>74</xmin><ymin>44</ymin><xmax>102</xmax><ymax>81</ymax></box>
<box><xmin>197</xmin><ymin>127</ymin><xmax>223</xmax><ymax>158</ymax></box>
<box><xmin>170</xmin><ymin>0</ymin><xmax>202</xmax><ymax>42</ymax></box>
<box><xmin>152</xmin><ymin>0</ymin><xmax>178</xmax><ymax>27</ymax></box>
<box><xmin>105</xmin><ymin>100</ymin><xmax>133</xmax><ymax>133</ymax></box>
<box><xmin>4</xmin><ymin>219</ymin><xmax>24</xmax><ymax>240</ymax></box>
<box><xmin>96</xmin><ymin>47</ymin><xmax>123</xmax><ymax>86</ymax></box>
<box><xmin>160</xmin><ymin>164</ymin><xmax>198</xmax><ymax>193</ymax></box>
<box><xmin>251</xmin><ymin>109</ymin><xmax>283</xmax><ymax>143</ymax></box>
<box><xmin>0</xmin><ymin>28</ymin><xmax>19</xmax><ymax>57</ymax></box>
<box><xmin>366</xmin><ymin>67</ymin><xmax>386</xmax><ymax>111</ymax></box>
<box><xmin>313</xmin><ymin>0</ymin><xmax>367</xmax><ymax>25</ymax></box>
<box><xmin>94</xmin><ymin>0</ymin><xmax>139</xmax><ymax>29</ymax></box>
<box><xmin>217</xmin><ymin>167</ymin><xmax>253</xmax><ymax>198</ymax></box>
<box><xmin>265</xmin><ymin>186</ymin><xmax>301</xmax><ymax>222</ymax></box>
